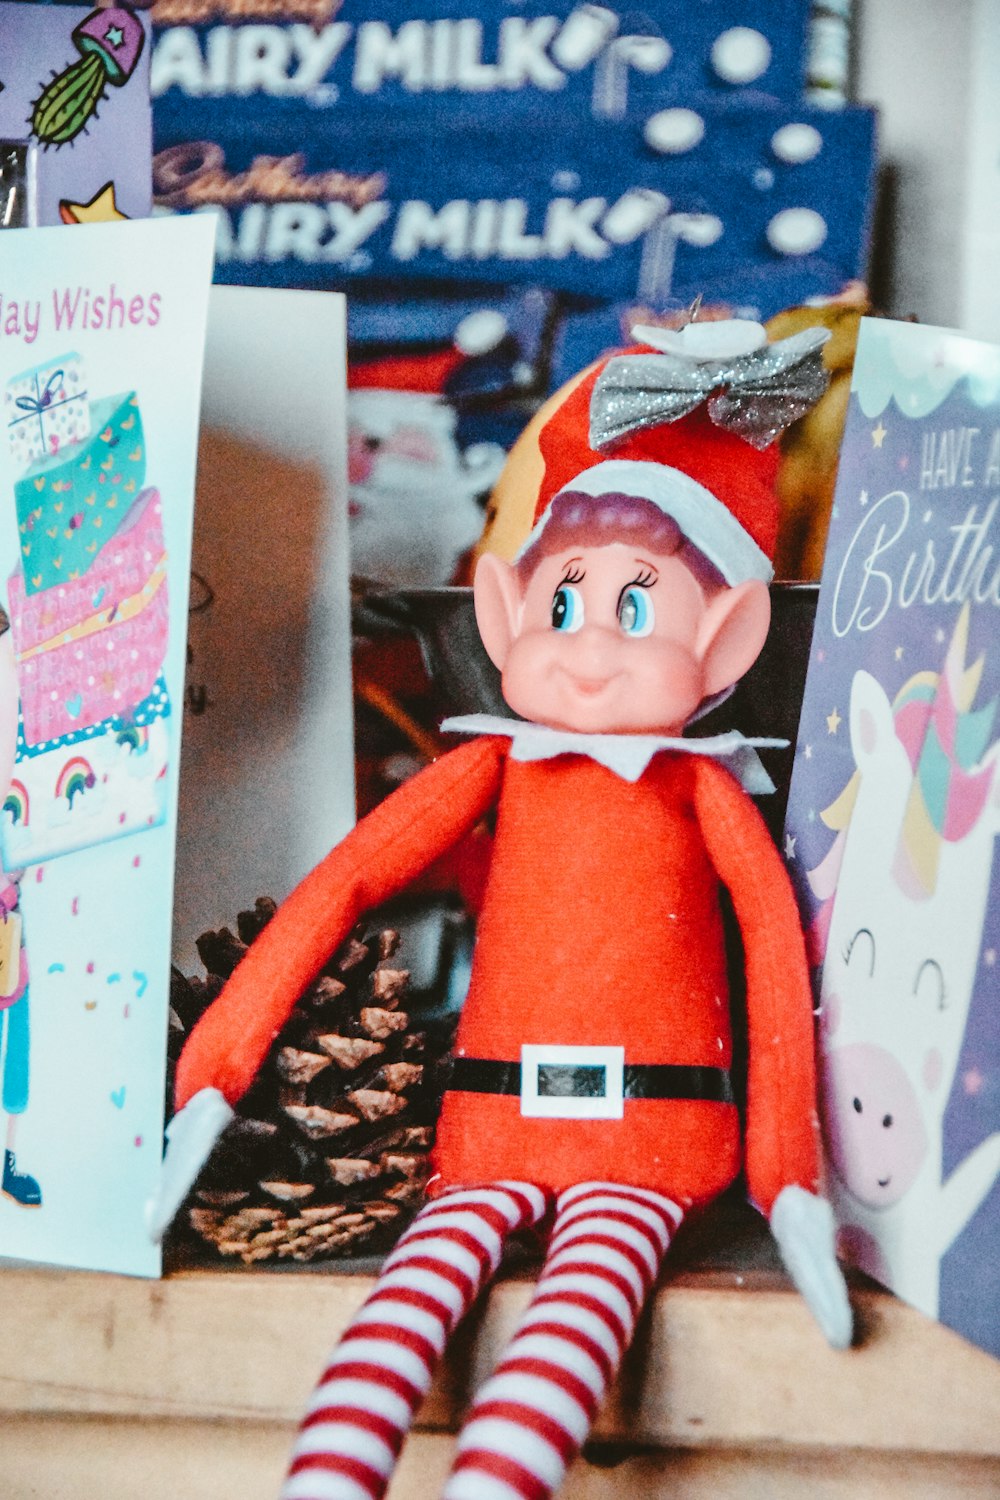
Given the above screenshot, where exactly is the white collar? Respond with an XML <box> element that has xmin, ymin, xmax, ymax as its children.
<box><xmin>440</xmin><ymin>713</ymin><xmax>785</xmax><ymax>792</ymax></box>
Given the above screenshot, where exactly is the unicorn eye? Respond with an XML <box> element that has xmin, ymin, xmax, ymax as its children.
<box><xmin>843</xmin><ymin>927</ymin><xmax>875</xmax><ymax>976</ymax></box>
<box><xmin>551</xmin><ymin>585</ymin><xmax>584</xmax><ymax>633</ymax></box>
<box><xmin>914</xmin><ymin>957</ymin><xmax>947</xmax><ymax>1011</ymax></box>
<box><xmin>618</xmin><ymin>586</ymin><xmax>655</xmax><ymax>637</ymax></box>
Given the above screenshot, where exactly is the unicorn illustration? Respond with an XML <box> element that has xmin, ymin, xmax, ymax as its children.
<box><xmin>807</xmin><ymin>604</ymin><xmax>1000</xmax><ymax>1317</ymax></box>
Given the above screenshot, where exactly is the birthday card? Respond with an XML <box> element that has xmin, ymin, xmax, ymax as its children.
<box><xmin>0</xmin><ymin>214</ymin><xmax>215</xmax><ymax>1276</ymax></box>
<box><xmin>785</xmin><ymin>318</ymin><xmax>1000</xmax><ymax>1357</ymax></box>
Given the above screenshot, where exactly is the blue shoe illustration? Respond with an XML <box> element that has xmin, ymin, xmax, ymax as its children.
<box><xmin>2</xmin><ymin>1149</ymin><xmax>41</xmax><ymax>1207</ymax></box>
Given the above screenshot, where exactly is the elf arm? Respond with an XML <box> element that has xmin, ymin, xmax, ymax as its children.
<box><xmin>693</xmin><ymin>755</ymin><xmax>852</xmax><ymax>1347</ymax></box>
<box><xmin>149</xmin><ymin>735</ymin><xmax>508</xmax><ymax>1239</ymax></box>
<box><xmin>693</xmin><ymin>755</ymin><xmax>819</xmax><ymax>1210</ymax></box>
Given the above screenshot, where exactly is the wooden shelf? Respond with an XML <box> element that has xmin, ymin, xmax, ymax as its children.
<box><xmin>3</xmin><ymin>1211</ymin><xmax>999</xmax><ymax>1500</ymax></box>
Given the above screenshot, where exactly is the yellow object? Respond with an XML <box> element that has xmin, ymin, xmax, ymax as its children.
<box><xmin>58</xmin><ymin>181</ymin><xmax>129</xmax><ymax>225</ymax></box>
<box><xmin>765</xmin><ymin>288</ymin><xmax>870</xmax><ymax>581</ymax></box>
<box><xmin>473</xmin><ymin>289</ymin><xmax>872</xmax><ymax>582</ymax></box>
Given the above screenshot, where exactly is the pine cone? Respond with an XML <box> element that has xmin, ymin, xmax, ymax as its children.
<box><xmin>167</xmin><ymin>898</ymin><xmax>456</xmax><ymax>1264</ymax></box>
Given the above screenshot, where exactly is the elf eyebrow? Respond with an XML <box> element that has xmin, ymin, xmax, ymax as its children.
<box><xmin>559</xmin><ymin>558</ymin><xmax>586</xmax><ymax>585</ymax></box>
<box><xmin>627</xmin><ymin>562</ymin><xmax>659</xmax><ymax>587</ymax></box>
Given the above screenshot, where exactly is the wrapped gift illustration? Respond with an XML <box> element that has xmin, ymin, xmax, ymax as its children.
<box><xmin>0</xmin><ymin>675</ymin><xmax>170</xmax><ymax>868</ymax></box>
<box><xmin>8</xmin><ymin>487</ymin><xmax>168</xmax><ymax>745</ymax></box>
<box><xmin>14</xmin><ymin>390</ymin><xmax>146</xmax><ymax>594</ymax></box>
<box><xmin>4</xmin><ymin>353</ymin><xmax>90</xmax><ymax>470</ymax></box>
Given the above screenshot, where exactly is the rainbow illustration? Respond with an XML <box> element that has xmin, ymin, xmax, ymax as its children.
<box><xmin>3</xmin><ymin>780</ymin><xmax>30</xmax><ymax>827</ymax></box>
<box><xmin>115</xmin><ymin>723</ymin><xmax>149</xmax><ymax>755</ymax></box>
<box><xmin>56</xmin><ymin>755</ymin><xmax>96</xmax><ymax>808</ymax></box>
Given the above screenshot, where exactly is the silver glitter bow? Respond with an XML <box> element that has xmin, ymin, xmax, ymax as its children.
<box><xmin>590</xmin><ymin>326</ymin><xmax>831</xmax><ymax>452</ymax></box>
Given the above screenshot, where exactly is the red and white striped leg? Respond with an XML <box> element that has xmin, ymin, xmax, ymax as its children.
<box><xmin>443</xmin><ymin>1181</ymin><xmax>684</xmax><ymax>1500</ymax></box>
<box><xmin>282</xmin><ymin>1182</ymin><xmax>550</xmax><ymax>1500</ymax></box>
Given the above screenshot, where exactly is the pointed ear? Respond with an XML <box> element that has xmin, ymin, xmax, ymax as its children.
<box><xmin>473</xmin><ymin>552</ymin><xmax>524</xmax><ymax>671</ymax></box>
<box><xmin>697</xmin><ymin>579</ymin><xmax>771</xmax><ymax>698</ymax></box>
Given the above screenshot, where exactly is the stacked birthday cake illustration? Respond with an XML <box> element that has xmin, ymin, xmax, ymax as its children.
<box><xmin>1</xmin><ymin>352</ymin><xmax>170</xmax><ymax>866</ymax></box>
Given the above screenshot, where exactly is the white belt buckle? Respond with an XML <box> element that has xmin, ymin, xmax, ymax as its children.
<box><xmin>520</xmin><ymin>1044</ymin><xmax>625</xmax><ymax>1120</ymax></box>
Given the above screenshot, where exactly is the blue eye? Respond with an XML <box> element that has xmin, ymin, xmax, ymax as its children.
<box><xmin>618</xmin><ymin>586</ymin><xmax>654</xmax><ymax>636</ymax></box>
<box><xmin>551</xmin><ymin>585</ymin><xmax>584</xmax><ymax>632</ymax></box>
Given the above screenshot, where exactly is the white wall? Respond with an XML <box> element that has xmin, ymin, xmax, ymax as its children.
<box><xmin>856</xmin><ymin>0</ymin><xmax>1000</xmax><ymax>341</ymax></box>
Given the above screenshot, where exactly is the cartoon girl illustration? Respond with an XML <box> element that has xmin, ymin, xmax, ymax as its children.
<box><xmin>0</xmin><ymin>613</ymin><xmax>40</xmax><ymax>1207</ymax></box>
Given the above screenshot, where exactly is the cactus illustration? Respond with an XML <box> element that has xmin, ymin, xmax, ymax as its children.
<box><xmin>31</xmin><ymin>7</ymin><xmax>145</xmax><ymax>147</ymax></box>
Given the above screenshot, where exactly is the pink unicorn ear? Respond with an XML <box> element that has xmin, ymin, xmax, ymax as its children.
<box><xmin>848</xmin><ymin>669</ymin><xmax>896</xmax><ymax>768</ymax></box>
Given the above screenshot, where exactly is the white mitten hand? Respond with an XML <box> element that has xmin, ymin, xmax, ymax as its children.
<box><xmin>769</xmin><ymin>1184</ymin><xmax>853</xmax><ymax>1349</ymax></box>
<box><xmin>145</xmin><ymin>1086</ymin><xmax>234</xmax><ymax>1242</ymax></box>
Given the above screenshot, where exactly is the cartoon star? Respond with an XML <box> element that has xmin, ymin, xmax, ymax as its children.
<box><xmin>826</xmin><ymin>708</ymin><xmax>842</xmax><ymax>734</ymax></box>
<box><xmin>872</xmin><ymin>421</ymin><xmax>887</xmax><ymax>448</ymax></box>
<box><xmin>59</xmin><ymin>182</ymin><xmax>128</xmax><ymax>225</ymax></box>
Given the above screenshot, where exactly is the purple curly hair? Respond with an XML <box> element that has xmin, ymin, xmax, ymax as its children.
<box><xmin>517</xmin><ymin>489</ymin><xmax>726</xmax><ymax>595</ymax></box>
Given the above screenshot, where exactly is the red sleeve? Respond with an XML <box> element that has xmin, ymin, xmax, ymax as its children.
<box><xmin>693</xmin><ymin>756</ymin><xmax>821</xmax><ymax>1215</ymax></box>
<box><xmin>175</xmin><ymin>736</ymin><xmax>508</xmax><ymax>1110</ymax></box>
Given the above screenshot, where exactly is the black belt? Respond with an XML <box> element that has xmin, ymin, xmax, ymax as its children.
<box><xmin>448</xmin><ymin>1057</ymin><xmax>735</xmax><ymax>1105</ymax></box>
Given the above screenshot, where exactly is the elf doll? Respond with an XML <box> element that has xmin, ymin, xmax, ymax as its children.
<box><xmin>151</xmin><ymin>317</ymin><xmax>852</xmax><ymax>1500</ymax></box>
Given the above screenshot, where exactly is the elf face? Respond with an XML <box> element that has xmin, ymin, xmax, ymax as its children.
<box><xmin>475</xmin><ymin>535</ymin><xmax>772</xmax><ymax>737</ymax></box>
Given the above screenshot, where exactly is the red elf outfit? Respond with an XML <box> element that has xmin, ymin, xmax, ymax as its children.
<box><xmin>158</xmin><ymin>319</ymin><xmax>850</xmax><ymax>1500</ymax></box>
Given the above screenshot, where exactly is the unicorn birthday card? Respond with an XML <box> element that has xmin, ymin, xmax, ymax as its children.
<box><xmin>785</xmin><ymin>317</ymin><xmax>1000</xmax><ymax>1358</ymax></box>
<box><xmin>0</xmin><ymin>215</ymin><xmax>215</xmax><ymax>1276</ymax></box>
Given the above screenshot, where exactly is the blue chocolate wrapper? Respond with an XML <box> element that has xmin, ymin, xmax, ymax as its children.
<box><xmin>151</xmin><ymin>98</ymin><xmax>876</xmax><ymax>303</ymax></box>
<box><xmin>150</xmin><ymin>1</ymin><xmax>813</xmax><ymax>119</ymax></box>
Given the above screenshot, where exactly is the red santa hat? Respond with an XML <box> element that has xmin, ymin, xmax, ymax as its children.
<box><xmin>348</xmin><ymin>307</ymin><xmax>518</xmax><ymax>394</ymax></box>
<box><xmin>523</xmin><ymin>318</ymin><xmax>830</xmax><ymax>585</ymax></box>
<box><xmin>348</xmin><ymin>348</ymin><xmax>466</xmax><ymax>393</ymax></box>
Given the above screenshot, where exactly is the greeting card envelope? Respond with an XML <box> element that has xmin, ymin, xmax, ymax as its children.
<box><xmin>1</xmin><ymin>676</ymin><xmax>171</xmax><ymax>869</ymax></box>
<box><xmin>5</xmin><ymin>353</ymin><xmax>91</xmax><ymax>471</ymax></box>
<box><xmin>8</xmin><ymin>487</ymin><xmax>169</xmax><ymax>745</ymax></box>
<box><xmin>14</xmin><ymin>390</ymin><xmax>146</xmax><ymax>593</ymax></box>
